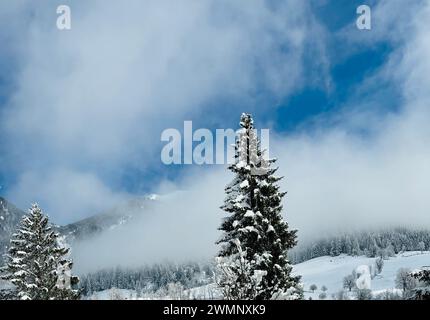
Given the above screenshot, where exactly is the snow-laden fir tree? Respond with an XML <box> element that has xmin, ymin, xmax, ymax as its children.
<box><xmin>216</xmin><ymin>113</ymin><xmax>302</xmax><ymax>300</ymax></box>
<box><xmin>411</xmin><ymin>269</ymin><xmax>430</xmax><ymax>300</ymax></box>
<box><xmin>0</xmin><ymin>204</ymin><xmax>80</xmax><ymax>300</ymax></box>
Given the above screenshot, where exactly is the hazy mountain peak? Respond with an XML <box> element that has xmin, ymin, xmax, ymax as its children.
<box><xmin>0</xmin><ymin>194</ymin><xmax>159</xmax><ymax>263</ymax></box>
<box><xmin>58</xmin><ymin>194</ymin><xmax>160</xmax><ymax>242</ymax></box>
<box><xmin>0</xmin><ymin>197</ymin><xmax>27</xmax><ymax>264</ymax></box>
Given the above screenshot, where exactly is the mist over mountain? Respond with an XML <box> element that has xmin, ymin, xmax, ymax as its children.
<box><xmin>59</xmin><ymin>194</ymin><xmax>159</xmax><ymax>242</ymax></box>
<box><xmin>0</xmin><ymin>195</ymin><xmax>158</xmax><ymax>265</ymax></box>
<box><xmin>0</xmin><ymin>197</ymin><xmax>26</xmax><ymax>265</ymax></box>
<box><xmin>1</xmin><ymin>190</ymin><xmax>429</xmax><ymax>275</ymax></box>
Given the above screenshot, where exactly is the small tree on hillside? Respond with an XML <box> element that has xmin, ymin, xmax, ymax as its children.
<box><xmin>418</xmin><ymin>241</ymin><xmax>425</xmax><ymax>254</ymax></box>
<box><xmin>343</xmin><ymin>274</ymin><xmax>356</xmax><ymax>292</ymax></box>
<box><xmin>375</xmin><ymin>257</ymin><xmax>384</xmax><ymax>274</ymax></box>
<box><xmin>395</xmin><ymin>268</ymin><xmax>417</xmax><ymax>297</ymax></box>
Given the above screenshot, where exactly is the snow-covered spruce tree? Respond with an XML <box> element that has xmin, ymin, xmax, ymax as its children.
<box><xmin>411</xmin><ymin>269</ymin><xmax>430</xmax><ymax>300</ymax></box>
<box><xmin>0</xmin><ymin>204</ymin><xmax>80</xmax><ymax>300</ymax></box>
<box><xmin>216</xmin><ymin>113</ymin><xmax>302</xmax><ymax>300</ymax></box>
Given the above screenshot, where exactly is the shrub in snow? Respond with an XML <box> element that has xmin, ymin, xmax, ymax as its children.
<box><xmin>318</xmin><ymin>292</ymin><xmax>327</xmax><ymax>300</ymax></box>
<box><xmin>309</xmin><ymin>284</ymin><xmax>317</xmax><ymax>292</ymax></box>
<box><xmin>354</xmin><ymin>288</ymin><xmax>373</xmax><ymax>300</ymax></box>
<box><xmin>375</xmin><ymin>257</ymin><xmax>384</xmax><ymax>274</ymax></box>
<box><xmin>343</xmin><ymin>274</ymin><xmax>356</xmax><ymax>292</ymax></box>
<box><xmin>395</xmin><ymin>268</ymin><xmax>417</xmax><ymax>298</ymax></box>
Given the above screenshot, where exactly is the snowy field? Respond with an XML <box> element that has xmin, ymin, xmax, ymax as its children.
<box><xmin>294</xmin><ymin>251</ymin><xmax>430</xmax><ymax>299</ymax></box>
<box><xmin>82</xmin><ymin>251</ymin><xmax>430</xmax><ymax>300</ymax></box>
<box><xmin>86</xmin><ymin>284</ymin><xmax>221</xmax><ymax>300</ymax></box>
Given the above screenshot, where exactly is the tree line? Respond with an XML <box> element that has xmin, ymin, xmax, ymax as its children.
<box><xmin>79</xmin><ymin>262</ymin><xmax>213</xmax><ymax>297</ymax></box>
<box><xmin>290</xmin><ymin>228</ymin><xmax>430</xmax><ymax>264</ymax></box>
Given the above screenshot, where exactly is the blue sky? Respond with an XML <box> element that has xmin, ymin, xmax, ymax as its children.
<box><xmin>0</xmin><ymin>0</ymin><xmax>428</xmax><ymax>226</ymax></box>
<box><xmin>116</xmin><ymin>1</ymin><xmax>397</xmax><ymax>192</ymax></box>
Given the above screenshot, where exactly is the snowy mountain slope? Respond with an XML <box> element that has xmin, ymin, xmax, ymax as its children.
<box><xmin>0</xmin><ymin>195</ymin><xmax>159</xmax><ymax>252</ymax></box>
<box><xmin>293</xmin><ymin>251</ymin><xmax>430</xmax><ymax>299</ymax></box>
<box><xmin>0</xmin><ymin>197</ymin><xmax>26</xmax><ymax>264</ymax></box>
<box><xmin>58</xmin><ymin>195</ymin><xmax>159</xmax><ymax>242</ymax></box>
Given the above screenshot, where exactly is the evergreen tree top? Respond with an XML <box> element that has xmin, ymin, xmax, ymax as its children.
<box><xmin>240</xmin><ymin>113</ymin><xmax>254</xmax><ymax>129</ymax></box>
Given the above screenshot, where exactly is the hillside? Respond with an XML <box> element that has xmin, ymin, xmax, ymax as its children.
<box><xmin>294</xmin><ymin>251</ymin><xmax>430</xmax><ymax>299</ymax></box>
<box><xmin>59</xmin><ymin>195</ymin><xmax>158</xmax><ymax>242</ymax></box>
<box><xmin>81</xmin><ymin>252</ymin><xmax>430</xmax><ymax>300</ymax></box>
<box><xmin>0</xmin><ymin>198</ymin><xmax>26</xmax><ymax>265</ymax></box>
<box><xmin>0</xmin><ymin>195</ymin><xmax>158</xmax><ymax>246</ymax></box>
<box><xmin>1</xmin><ymin>196</ymin><xmax>429</xmax><ymax>300</ymax></box>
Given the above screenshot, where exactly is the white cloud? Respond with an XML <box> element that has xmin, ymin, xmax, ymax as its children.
<box><xmin>72</xmin><ymin>166</ymin><xmax>229</xmax><ymax>272</ymax></box>
<box><xmin>2</xmin><ymin>1</ymin><xmax>430</xmax><ymax>270</ymax></box>
<box><xmin>0</xmin><ymin>0</ymin><xmax>326</xmax><ymax>220</ymax></box>
<box><xmin>2</xmin><ymin>0</ymin><xmax>321</xmax><ymax>164</ymax></box>
<box><xmin>70</xmin><ymin>0</ymin><xmax>430</xmax><ymax>270</ymax></box>
<box><xmin>8</xmin><ymin>169</ymin><xmax>129</xmax><ymax>223</ymax></box>
<box><xmin>277</xmin><ymin>0</ymin><xmax>430</xmax><ymax>238</ymax></box>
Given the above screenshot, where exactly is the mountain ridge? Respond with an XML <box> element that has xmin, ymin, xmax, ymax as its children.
<box><xmin>0</xmin><ymin>195</ymin><xmax>159</xmax><ymax>263</ymax></box>
<box><xmin>0</xmin><ymin>197</ymin><xmax>27</xmax><ymax>264</ymax></box>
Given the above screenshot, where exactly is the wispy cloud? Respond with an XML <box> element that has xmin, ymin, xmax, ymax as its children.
<box><xmin>0</xmin><ymin>0</ymin><xmax>326</xmax><ymax>222</ymax></box>
<box><xmin>69</xmin><ymin>0</ymin><xmax>430</xmax><ymax>271</ymax></box>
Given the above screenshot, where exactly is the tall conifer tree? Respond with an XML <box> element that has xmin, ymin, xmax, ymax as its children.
<box><xmin>216</xmin><ymin>113</ymin><xmax>302</xmax><ymax>300</ymax></box>
<box><xmin>1</xmin><ymin>204</ymin><xmax>79</xmax><ymax>300</ymax></box>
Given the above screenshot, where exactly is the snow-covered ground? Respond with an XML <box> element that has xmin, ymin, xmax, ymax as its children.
<box><xmin>85</xmin><ymin>288</ymin><xmax>141</xmax><ymax>300</ymax></box>
<box><xmin>294</xmin><ymin>251</ymin><xmax>430</xmax><ymax>299</ymax></box>
<box><xmin>85</xmin><ymin>284</ymin><xmax>222</xmax><ymax>300</ymax></box>
<box><xmin>81</xmin><ymin>251</ymin><xmax>430</xmax><ymax>300</ymax></box>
